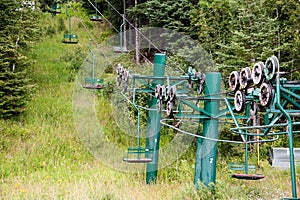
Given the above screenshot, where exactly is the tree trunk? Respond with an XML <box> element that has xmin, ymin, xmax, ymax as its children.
<box><xmin>249</xmin><ymin>0</ymin><xmax>254</xmax><ymax>63</ymax></box>
<box><xmin>123</xmin><ymin>0</ymin><xmax>127</xmax><ymax>50</ymax></box>
<box><xmin>135</xmin><ymin>0</ymin><xmax>140</xmax><ymax>65</ymax></box>
<box><xmin>276</xmin><ymin>9</ymin><xmax>280</xmax><ymax>61</ymax></box>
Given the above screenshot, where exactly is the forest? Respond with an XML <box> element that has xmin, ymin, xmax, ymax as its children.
<box><xmin>1</xmin><ymin>0</ymin><xmax>300</xmax><ymax>199</ymax></box>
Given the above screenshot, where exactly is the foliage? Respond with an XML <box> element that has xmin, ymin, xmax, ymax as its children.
<box><xmin>59</xmin><ymin>46</ymin><xmax>86</xmax><ymax>81</ymax></box>
<box><xmin>191</xmin><ymin>0</ymin><xmax>300</xmax><ymax>77</ymax></box>
<box><xmin>263</xmin><ymin>0</ymin><xmax>300</xmax><ymax>74</ymax></box>
<box><xmin>191</xmin><ymin>0</ymin><xmax>300</xmax><ymax>147</ymax></box>
<box><xmin>57</xmin><ymin>17</ymin><xmax>66</xmax><ymax>32</ymax></box>
<box><xmin>128</xmin><ymin>0</ymin><xmax>196</xmax><ymax>34</ymax></box>
<box><xmin>215</xmin><ymin>0</ymin><xmax>278</xmax><ymax>76</ymax></box>
<box><xmin>46</xmin><ymin>25</ymin><xmax>56</xmax><ymax>36</ymax></box>
<box><xmin>0</xmin><ymin>0</ymin><xmax>42</xmax><ymax>118</ymax></box>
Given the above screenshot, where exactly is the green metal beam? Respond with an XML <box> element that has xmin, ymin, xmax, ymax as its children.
<box><xmin>277</xmin><ymin>74</ymin><xmax>297</xmax><ymax>198</ymax></box>
<box><xmin>194</xmin><ymin>72</ymin><xmax>221</xmax><ymax>189</ymax></box>
<box><xmin>146</xmin><ymin>53</ymin><xmax>166</xmax><ymax>184</ymax></box>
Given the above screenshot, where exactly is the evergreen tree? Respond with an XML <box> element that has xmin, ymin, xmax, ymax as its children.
<box><xmin>128</xmin><ymin>0</ymin><xmax>196</xmax><ymax>34</ymax></box>
<box><xmin>190</xmin><ymin>0</ymin><xmax>234</xmax><ymax>50</ymax></box>
<box><xmin>0</xmin><ymin>0</ymin><xmax>42</xmax><ymax>118</ymax></box>
<box><xmin>263</xmin><ymin>0</ymin><xmax>300</xmax><ymax>74</ymax></box>
<box><xmin>215</xmin><ymin>0</ymin><xmax>278</xmax><ymax>74</ymax></box>
<box><xmin>191</xmin><ymin>0</ymin><xmax>279</xmax><ymax>76</ymax></box>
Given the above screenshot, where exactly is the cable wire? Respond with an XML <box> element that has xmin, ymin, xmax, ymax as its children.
<box><xmin>85</xmin><ymin>0</ymin><xmax>154</xmax><ymax>65</ymax></box>
<box><xmin>88</xmin><ymin>0</ymin><xmax>188</xmax><ymax>73</ymax></box>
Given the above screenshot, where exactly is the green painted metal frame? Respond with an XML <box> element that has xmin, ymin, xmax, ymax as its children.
<box><xmin>62</xmin><ymin>5</ymin><xmax>78</xmax><ymax>44</ymax></box>
<box><xmin>145</xmin><ymin>53</ymin><xmax>166</xmax><ymax>183</ymax></box>
<box><xmin>50</xmin><ymin>4</ymin><xmax>62</xmax><ymax>14</ymax></box>
<box><xmin>83</xmin><ymin>40</ymin><xmax>103</xmax><ymax>89</ymax></box>
<box><xmin>275</xmin><ymin>67</ymin><xmax>297</xmax><ymax>198</ymax></box>
<box><xmin>194</xmin><ymin>72</ymin><xmax>221</xmax><ymax>189</ymax></box>
<box><xmin>225</xmin><ymin>59</ymin><xmax>299</xmax><ymax>199</ymax></box>
<box><xmin>89</xmin><ymin>1</ymin><xmax>102</xmax><ymax>21</ymax></box>
<box><xmin>117</xmin><ymin>54</ymin><xmax>300</xmax><ymax>198</ymax></box>
<box><xmin>113</xmin><ymin>14</ymin><xmax>128</xmax><ymax>53</ymax></box>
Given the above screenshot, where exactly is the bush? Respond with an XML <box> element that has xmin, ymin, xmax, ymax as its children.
<box><xmin>46</xmin><ymin>25</ymin><xmax>56</xmax><ymax>36</ymax></box>
<box><xmin>57</xmin><ymin>17</ymin><xmax>66</xmax><ymax>32</ymax></box>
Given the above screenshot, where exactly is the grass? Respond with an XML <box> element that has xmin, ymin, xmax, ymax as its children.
<box><xmin>1</xmin><ymin>7</ymin><xmax>300</xmax><ymax>200</ymax></box>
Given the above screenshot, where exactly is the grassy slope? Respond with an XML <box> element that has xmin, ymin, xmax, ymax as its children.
<box><xmin>0</xmin><ymin>11</ymin><xmax>299</xmax><ymax>200</ymax></box>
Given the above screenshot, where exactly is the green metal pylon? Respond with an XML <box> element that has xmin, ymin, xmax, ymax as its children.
<box><xmin>120</xmin><ymin>14</ymin><xmax>125</xmax><ymax>50</ymax></box>
<box><xmin>194</xmin><ymin>72</ymin><xmax>221</xmax><ymax>189</ymax></box>
<box><xmin>145</xmin><ymin>53</ymin><xmax>166</xmax><ymax>184</ymax></box>
<box><xmin>66</xmin><ymin>5</ymin><xmax>72</xmax><ymax>35</ymax></box>
<box><xmin>275</xmin><ymin>62</ymin><xmax>297</xmax><ymax>199</ymax></box>
<box><xmin>88</xmin><ymin>39</ymin><xmax>95</xmax><ymax>85</ymax></box>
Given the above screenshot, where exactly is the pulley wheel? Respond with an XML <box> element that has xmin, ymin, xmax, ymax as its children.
<box><xmin>155</xmin><ymin>84</ymin><xmax>161</xmax><ymax>99</ymax></box>
<box><xmin>192</xmin><ymin>68</ymin><xmax>197</xmax><ymax>76</ymax></box>
<box><xmin>116</xmin><ymin>63</ymin><xmax>123</xmax><ymax>75</ymax></box>
<box><xmin>264</xmin><ymin>56</ymin><xmax>279</xmax><ymax>81</ymax></box>
<box><xmin>250</xmin><ymin>101</ymin><xmax>258</xmax><ymax>116</ymax></box>
<box><xmin>234</xmin><ymin>90</ymin><xmax>246</xmax><ymax>112</ymax></box>
<box><xmin>259</xmin><ymin>82</ymin><xmax>273</xmax><ymax>107</ymax></box>
<box><xmin>239</xmin><ymin>67</ymin><xmax>252</xmax><ymax>89</ymax></box>
<box><xmin>196</xmin><ymin>73</ymin><xmax>205</xmax><ymax>94</ymax></box>
<box><xmin>188</xmin><ymin>66</ymin><xmax>193</xmax><ymax>74</ymax></box>
<box><xmin>123</xmin><ymin>70</ymin><xmax>129</xmax><ymax>82</ymax></box>
<box><xmin>200</xmin><ymin>73</ymin><xmax>206</xmax><ymax>85</ymax></box>
<box><xmin>156</xmin><ymin>99</ymin><xmax>162</xmax><ymax>111</ymax></box>
<box><xmin>166</xmin><ymin>101</ymin><xmax>173</xmax><ymax>117</ymax></box>
<box><xmin>252</xmin><ymin>61</ymin><xmax>265</xmax><ymax>85</ymax></box>
<box><xmin>169</xmin><ymin>86</ymin><xmax>176</xmax><ymax>101</ymax></box>
<box><xmin>188</xmin><ymin>80</ymin><xmax>193</xmax><ymax>89</ymax></box>
<box><xmin>187</xmin><ymin>66</ymin><xmax>193</xmax><ymax>89</ymax></box>
<box><xmin>161</xmin><ymin>85</ymin><xmax>167</xmax><ymax>101</ymax></box>
<box><xmin>197</xmin><ymin>84</ymin><xmax>203</xmax><ymax>95</ymax></box>
<box><xmin>228</xmin><ymin>71</ymin><xmax>240</xmax><ymax>92</ymax></box>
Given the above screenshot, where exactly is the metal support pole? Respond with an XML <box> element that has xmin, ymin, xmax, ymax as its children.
<box><xmin>123</xmin><ymin>0</ymin><xmax>127</xmax><ymax>50</ymax></box>
<box><xmin>245</xmin><ymin>135</ymin><xmax>249</xmax><ymax>174</ymax></box>
<box><xmin>95</xmin><ymin>1</ymin><xmax>97</xmax><ymax>16</ymax></box>
<box><xmin>66</xmin><ymin>5</ymin><xmax>71</xmax><ymax>35</ymax></box>
<box><xmin>88</xmin><ymin>40</ymin><xmax>94</xmax><ymax>85</ymax></box>
<box><xmin>146</xmin><ymin>53</ymin><xmax>166</xmax><ymax>184</ymax></box>
<box><xmin>194</xmin><ymin>72</ymin><xmax>221</xmax><ymax>189</ymax></box>
<box><xmin>275</xmin><ymin>64</ymin><xmax>297</xmax><ymax>198</ymax></box>
<box><xmin>120</xmin><ymin>14</ymin><xmax>124</xmax><ymax>50</ymax></box>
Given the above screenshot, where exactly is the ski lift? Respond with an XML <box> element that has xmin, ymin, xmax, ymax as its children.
<box><xmin>229</xmin><ymin>163</ymin><xmax>265</xmax><ymax>180</ymax></box>
<box><xmin>89</xmin><ymin>1</ymin><xmax>102</xmax><ymax>22</ymax></box>
<box><xmin>49</xmin><ymin>4</ymin><xmax>61</xmax><ymax>14</ymax></box>
<box><xmin>62</xmin><ymin>5</ymin><xmax>78</xmax><ymax>44</ymax></box>
<box><xmin>229</xmin><ymin>135</ymin><xmax>264</xmax><ymax>180</ymax></box>
<box><xmin>122</xmin><ymin>94</ymin><xmax>153</xmax><ymax>163</ymax></box>
<box><xmin>82</xmin><ymin>40</ymin><xmax>104</xmax><ymax>89</ymax></box>
<box><xmin>123</xmin><ymin>147</ymin><xmax>153</xmax><ymax>163</ymax></box>
<box><xmin>113</xmin><ymin>14</ymin><xmax>128</xmax><ymax>53</ymax></box>
<box><xmin>83</xmin><ymin>78</ymin><xmax>103</xmax><ymax>89</ymax></box>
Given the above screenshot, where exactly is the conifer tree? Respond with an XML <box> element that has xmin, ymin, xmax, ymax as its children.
<box><xmin>128</xmin><ymin>0</ymin><xmax>196</xmax><ymax>34</ymax></box>
<box><xmin>190</xmin><ymin>0</ymin><xmax>234</xmax><ymax>51</ymax></box>
<box><xmin>216</xmin><ymin>0</ymin><xmax>278</xmax><ymax>73</ymax></box>
<box><xmin>263</xmin><ymin>0</ymin><xmax>300</xmax><ymax>74</ymax></box>
<box><xmin>0</xmin><ymin>0</ymin><xmax>41</xmax><ymax>118</ymax></box>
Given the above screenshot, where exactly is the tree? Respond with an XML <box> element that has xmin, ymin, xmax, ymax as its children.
<box><xmin>190</xmin><ymin>0</ymin><xmax>281</xmax><ymax>77</ymax></box>
<box><xmin>215</xmin><ymin>0</ymin><xmax>278</xmax><ymax>75</ymax></box>
<box><xmin>263</xmin><ymin>0</ymin><xmax>300</xmax><ymax>75</ymax></box>
<box><xmin>0</xmin><ymin>0</ymin><xmax>42</xmax><ymax>118</ymax></box>
<box><xmin>128</xmin><ymin>0</ymin><xmax>196</xmax><ymax>34</ymax></box>
<box><xmin>190</xmin><ymin>0</ymin><xmax>234</xmax><ymax>53</ymax></box>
